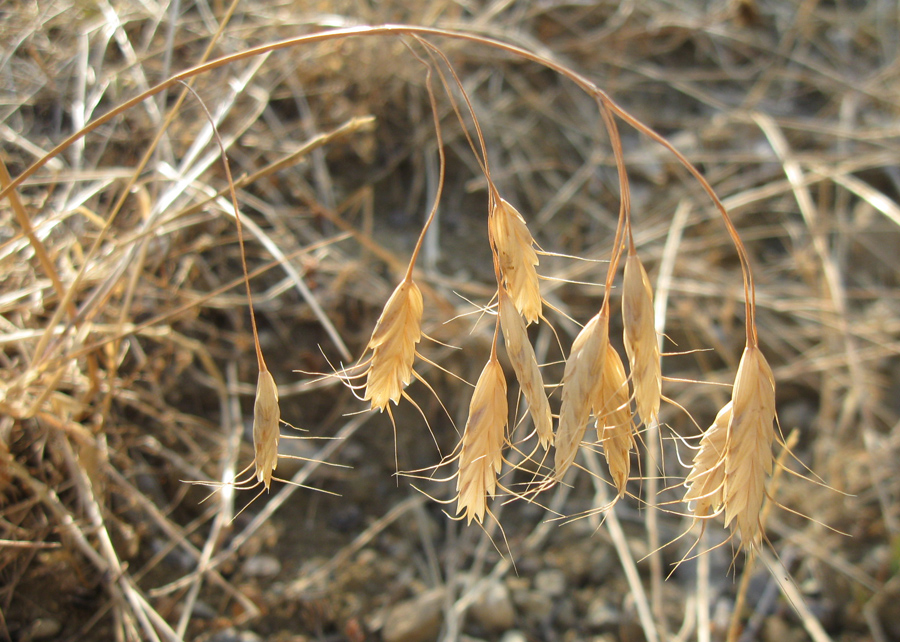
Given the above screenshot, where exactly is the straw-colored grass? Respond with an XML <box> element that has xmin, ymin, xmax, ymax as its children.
<box><xmin>683</xmin><ymin>400</ymin><xmax>732</xmax><ymax>519</ymax></box>
<box><xmin>622</xmin><ymin>252</ymin><xmax>661</xmax><ymax>426</ymax></box>
<box><xmin>595</xmin><ymin>344</ymin><xmax>636</xmax><ymax>498</ymax></box>
<box><xmin>489</xmin><ymin>198</ymin><xmax>542</xmax><ymax>324</ymax></box>
<box><xmin>252</xmin><ymin>369</ymin><xmax>281</xmax><ymax>490</ymax></box>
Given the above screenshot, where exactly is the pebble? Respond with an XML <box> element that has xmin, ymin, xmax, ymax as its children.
<box><xmin>534</xmin><ymin>568</ymin><xmax>566</xmax><ymax>597</ymax></box>
<box><xmin>207</xmin><ymin>629</ymin><xmax>263</xmax><ymax>642</ymax></box>
<box><xmin>469</xmin><ymin>580</ymin><xmax>515</xmax><ymax>632</ymax></box>
<box><xmin>29</xmin><ymin>618</ymin><xmax>61</xmax><ymax>640</ymax></box>
<box><xmin>512</xmin><ymin>589</ymin><xmax>553</xmax><ymax>620</ymax></box>
<box><xmin>240</xmin><ymin>554</ymin><xmax>282</xmax><ymax>578</ymax></box>
<box><xmin>499</xmin><ymin>631</ymin><xmax>527</xmax><ymax>642</ymax></box>
<box><xmin>586</xmin><ymin>598</ymin><xmax>619</xmax><ymax>629</ymax></box>
<box><xmin>382</xmin><ymin>588</ymin><xmax>444</xmax><ymax>642</ymax></box>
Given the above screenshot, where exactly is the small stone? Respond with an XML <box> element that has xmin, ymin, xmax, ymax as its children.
<box><xmin>500</xmin><ymin>631</ymin><xmax>527</xmax><ymax>642</ymax></box>
<box><xmin>29</xmin><ymin>618</ymin><xmax>61</xmax><ymax>640</ymax></box>
<box><xmin>534</xmin><ymin>568</ymin><xmax>566</xmax><ymax>597</ymax></box>
<box><xmin>241</xmin><ymin>554</ymin><xmax>281</xmax><ymax>578</ymax></box>
<box><xmin>586</xmin><ymin>599</ymin><xmax>619</xmax><ymax>628</ymax></box>
<box><xmin>513</xmin><ymin>590</ymin><xmax>553</xmax><ymax>620</ymax></box>
<box><xmin>208</xmin><ymin>629</ymin><xmax>263</xmax><ymax>642</ymax></box>
<box><xmin>469</xmin><ymin>581</ymin><xmax>515</xmax><ymax>632</ymax></box>
<box><xmin>382</xmin><ymin>589</ymin><xmax>444</xmax><ymax>642</ymax></box>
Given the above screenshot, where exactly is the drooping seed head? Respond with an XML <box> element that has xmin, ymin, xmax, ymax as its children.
<box><xmin>498</xmin><ymin>287</ymin><xmax>553</xmax><ymax>449</ymax></box>
<box><xmin>554</xmin><ymin>311</ymin><xmax>609</xmax><ymax>480</ymax></box>
<box><xmin>622</xmin><ymin>253</ymin><xmax>661</xmax><ymax>426</ymax></box>
<box><xmin>489</xmin><ymin>198</ymin><xmax>542</xmax><ymax>324</ymax></box>
<box><xmin>723</xmin><ymin>346</ymin><xmax>776</xmax><ymax>549</ymax></box>
<box><xmin>364</xmin><ymin>279</ymin><xmax>424</xmax><ymax>411</ymax></box>
<box><xmin>594</xmin><ymin>344</ymin><xmax>635</xmax><ymax>498</ymax></box>
<box><xmin>253</xmin><ymin>369</ymin><xmax>280</xmax><ymax>490</ymax></box>
<box><xmin>456</xmin><ymin>357</ymin><xmax>508</xmax><ymax>525</ymax></box>
<box><xmin>683</xmin><ymin>401</ymin><xmax>732</xmax><ymax>518</ymax></box>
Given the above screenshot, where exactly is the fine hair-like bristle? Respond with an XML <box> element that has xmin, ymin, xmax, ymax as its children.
<box><xmin>683</xmin><ymin>401</ymin><xmax>732</xmax><ymax>518</ymax></box>
<box><xmin>554</xmin><ymin>311</ymin><xmax>609</xmax><ymax>480</ymax></box>
<box><xmin>622</xmin><ymin>253</ymin><xmax>661</xmax><ymax>426</ymax></box>
<box><xmin>456</xmin><ymin>357</ymin><xmax>508</xmax><ymax>524</ymax></box>
<box><xmin>723</xmin><ymin>346</ymin><xmax>776</xmax><ymax>549</ymax></box>
<box><xmin>253</xmin><ymin>369</ymin><xmax>280</xmax><ymax>490</ymax></box>
<box><xmin>594</xmin><ymin>344</ymin><xmax>635</xmax><ymax>498</ymax></box>
<box><xmin>498</xmin><ymin>287</ymin><xmax>553</xmax><ymax>449</ymax></box>
<box><xmin>363</xmin><ymin>279</ymin><xmax>424</xmax><ymax>411</ymax></box>
<box><xmin>489</xmin><ymin>198</ymin><xmax>542</xmax><ymax>324</ymax></box>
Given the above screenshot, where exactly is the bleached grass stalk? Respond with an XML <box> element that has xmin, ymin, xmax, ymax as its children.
<box><xmin>594</xmin><ymin>344</ymin><xmax>635</xmax><ymax>498</ymax></box>
<box><xmin>489</xmin><ymin>197</ymin><xmax>542</xmax><ymax>324</ymax></box>
<box><xmin>498</xmin><ymin>287</ymin><xmax>553</xmax><ymax>449</ymax></box>
<box><xmin>623</xmin><ymin>252</ymin><xmax>661</xmax><ymax>426</ymax></box>
<box><xmin>554</xmin><ymin>311</ymin><xmax>609</xmax><ymax>480</ymax></box>
<box><xmin>456</xmin><ymin>354</ymin><xmax>508</xmax><ymax>524</ymax></box>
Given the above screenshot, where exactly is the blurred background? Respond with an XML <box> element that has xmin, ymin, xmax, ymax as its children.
<box><xmin>2</xmin><ymin>1</ymin><xmax>899</xmax><ymax>641</ymax></box>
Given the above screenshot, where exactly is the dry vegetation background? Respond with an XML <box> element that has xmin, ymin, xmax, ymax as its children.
<box><xmin>2</xmin><ymin>1</ymin><xmax>900</xmax><ymax>641</ymax></box>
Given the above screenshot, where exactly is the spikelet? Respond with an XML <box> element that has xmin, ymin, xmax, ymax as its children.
<box><xmin>363</xmin><ymin>279</ymin><xmax>424</xmax><ymax>411</ymax></box>
<box><xmin>554</xmin><ymin>312</ymin><xmax>609</xmax><ymax>480</ymax></box>
<box><xmin>723</xmin><ymin>346</ymin><xmax>776</xmax><ymax>548</ymax></box>
<box><xmin>253</xmin><ymin>369</ymin><xmax>280</xmax><ymax>490</ymax></box>
<box><xmin>456</xmin><ymin>357</ymin><xmax>508</xmax><ymax>524</ymax></box>
<box><xmin>498</xmin><ymin>287</ymin><xmax>553</xmax><ymax>449</ymax></box>
<box><xmin>594</xmin><ymin>344</ymin><xmax>635</xmax><ymax>498</ymax></box>
<box><xmin>683</xmin><ymin>401</ymin><xmax>732</xmax><ymax>518</ymax></box>
<box><xmin>489</xmin><ymin>198</ymin><xmax>542</xmax><ymax>324</ymax></box>
<box><xmin>622</xmin><ymin>253</ymin><xmax>661</xmax><ymax>426</ymax></box>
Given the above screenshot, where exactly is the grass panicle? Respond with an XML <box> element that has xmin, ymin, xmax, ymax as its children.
<box><xmin>498</xmin><ymin>286</ymin><xmax>553</xmax><ymax>449</ymax></box>
<box><xmin>489</xmin><ymin>198</ymin><xmax>542</xmax><ymax>324</ymax></box>
<box><xmin>723</xmin><ymin>346</ymin><xmax>776</xmax><ymax>549</ymax></box>
<box><xmin>363</xmin><ymin>278</ymin><xmax>424</xmax><ymax>411</ymax></box>
<box><xmin>622</xmin><ymin>252</ymin><xmax>661</xmax><ymax>426</ymax></box>
<box><xmin>554</xmin><ymin>311</ymin><xmax>610</xmax><ymax>481</ymax></box>
<box><xmin>456</xmin><ymin>355</ymin><xmax>508</xmax><ymax>525</ymax></box>
<box><xmin>595</xmin><ymin>344</ymin><xmax>636</xmax><ymax>499</ymax></box>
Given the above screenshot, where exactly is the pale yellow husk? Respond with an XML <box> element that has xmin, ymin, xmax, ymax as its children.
<box><xmin>622</xmin><ymin>253</ymin><xmax>661</xmax><ymax>426</ymax></box>
<box><xmin>253</xmin><ymin>369</ymin><xmax>280</xmax><ymax>490</ymax></box>
<box><xmin>489</xmin><ymin>198</ymin><xmax>542</xmax><ymax>324</ymax></box>
<box><xmin>683</xmin><ymin>401</ymin><xmax>732</xmax><ymax>518</ymax></box>
<box><xmin>554</xmin><ymin>312</ymin><xmax>609</xmax><ymax>480</ymax></box>
<box><xmin>498</xmin><ymin>287</ymin><xmax>553</xmax><ymax>449</ymax></box>
<box><xmin>363</xmin><ymin>279</ymin><xmax>424</xmax><ymax>411</ymax></box>
<box><xmin>594</xmin><ymin>344</ymin><xmax>635</xmax><ymax>498</ymax></box>
<box><xmin>456</xmin><ymin>357</ymin><xmax>508</xmax><ymax>525</ymax></box>
<box><xmin>723</xmin><ymin>346</ymin><xmax>776</xmax><ymax>548</ymax></box>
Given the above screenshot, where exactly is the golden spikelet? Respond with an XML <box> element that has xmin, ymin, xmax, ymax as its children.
<box><xmin>594</xmin><ymin>344</ymin><xmax>635</xmax><ymax>498</ymax></box>
<box><xmin>683</xmin><ymin>401</ymin><xmax>732</xmax><ymax>518</ymax></box>
<box><xmin>489</xmin><ymin>198</ymin><xmax>542</xmax><ymax>324</ymax></box>
<box><xmin>456</xmin><ymin>357</ymin><xmax>508</xmax><ymax>525</ymax></box>
<box><xmin>723</xmin><ymin>346</ymin><xmax>776</xmax><ymax>548</ymax></box>
<box><xmin>554</xmin><ymin>312</ymin><xmax>609</xmax><ymax>480</ymax></box>
<box><xmin>363</xmin><ymin>279</ymin><xmax>424</xmax><ymax>411</ymax></box>
<box><xmin>498</xmin><ymin>287</ymin><xmax>553</xmax><ymax>449</ymax></box>
<box><xmin>622</xmin><ymin>253</ymin><xmax>661</xmax><ymax>426</ymax></box>
<box><xmin>253</xmin><ymin>369</ymin><xmax>280</xmax><ymax>490</ymax></box>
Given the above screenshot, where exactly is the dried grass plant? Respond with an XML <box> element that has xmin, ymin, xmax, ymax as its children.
<box><xmin>3</xmin><ymin>4</ymin><xmax>896</xmax><ymax>641</ymax></box>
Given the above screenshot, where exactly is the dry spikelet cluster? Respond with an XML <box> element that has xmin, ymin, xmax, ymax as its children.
<box><xmin>456</xmin><ymin>356</ymin><xmax>508</xmax><ymax>524</ymax></box>
<box><xmin>490</xmin><ymin>198</ymin><xmax>542</xmax><ymax>324</ymax></box>
<box><xmin>253</xmin><ymin>369</ymin><xmax>281</xmax><ymax>491</ymax></box>
<box><xmin>683</xmin><ymin>401</ymin><xmax>732</xmax><ymax>518</ymax></box>
<box><xmin>363</xmin><ymin>278</ymin><xmax>424</xmax><ymax>411</ymax></box>
<box><xmin>623</xmin><ymin>253</ymin><xmax>661</xmax><ymax>426</ymax></box>
<box><xmin>594</xmin><ymin>344</ymin><xmax>636</xmax><ymax>498</ymax></box>
<box><xmin>498</xmin><ymin>287</ymin><xmax>553</xmax><ymax>449</ymax></box>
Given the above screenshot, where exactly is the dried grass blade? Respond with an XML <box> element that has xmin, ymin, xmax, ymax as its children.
<box><xmin>498</xmin><ymin>287</ymin><xmax>553</xmax><ymax>449</ymax></box>
<box><xmin>456</xmin><ymin>356</ymin><xmax>508</xmax><ymax>525</ymax></box>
